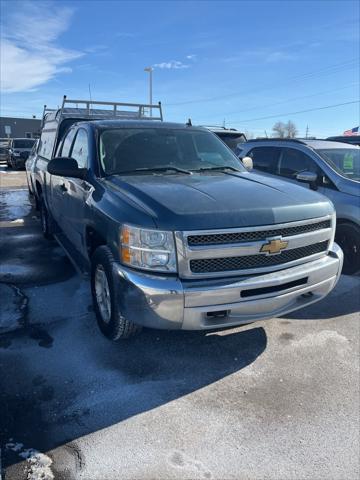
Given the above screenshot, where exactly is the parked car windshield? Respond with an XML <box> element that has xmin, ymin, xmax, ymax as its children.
<box><xmin>13</xmin><ymin>139</ymin><xmax>36</xmax><ymax>149</ymax></box>
<box><xmin>99</xmin><ymin>128</ymin><xmax>245</xmax><ymax>175</ymax></box>
<box><xmin>316</xmin><ymin>147</ymin><xmax>360</xmax><ymax>181</ymax></box>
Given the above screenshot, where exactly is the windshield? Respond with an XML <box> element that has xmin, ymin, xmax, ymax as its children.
<box><xmin>99</xmin><ymin>128</ymin><xmax>245</xmax><ymax>175</ymax></box>
<box><xmin>13</xmin><ymin>139</ymin><xmax>36</xmax><ymax>149</ymax></box>
<box><xmin>316</xmin><ymin>147</ymin><xmax>360</xmax><ymax>181</ymax></box>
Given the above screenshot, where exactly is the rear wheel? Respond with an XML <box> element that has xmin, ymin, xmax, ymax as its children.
<box><xmin>335</xmin><ymin>223</ymin><xmax>360</xmax><ymax>275</ymax></box>
<box><xmin>91</xmin><ymin>246</ymin><xmax>142</xmax><ymax>340</ymax></box>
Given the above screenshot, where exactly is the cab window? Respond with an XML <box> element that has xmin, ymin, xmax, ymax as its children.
<box><xmin>60</xmin><ymin>129</ymin><xmax>76</xmax><ymax>157</ymax></box>
<box><xmin>70</xmin><ymin>129</ymin><xmax>89</xmax><ymax>168</ymax></box>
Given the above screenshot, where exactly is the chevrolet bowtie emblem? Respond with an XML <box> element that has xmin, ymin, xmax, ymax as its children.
<box><xmin>260</xmin><ymin>238</ymin><xmax>289</xmax><ymax>254</ymax></box>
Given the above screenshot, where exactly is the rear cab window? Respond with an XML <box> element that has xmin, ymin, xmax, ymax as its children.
<box><xmin>39</xmin><ymin>131</ymin><xmax>57</xmax><ymax>160</ymax></box>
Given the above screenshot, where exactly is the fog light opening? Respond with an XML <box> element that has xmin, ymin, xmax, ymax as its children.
<box><xmin>301</xmin><ymin>292</ymin><xmax>314</xmax><ymax>298</ymax></box>
<box><xmin>206</xmin><ymin>310</ymin><xmax>229</xmax><ymax>319</ymax></box>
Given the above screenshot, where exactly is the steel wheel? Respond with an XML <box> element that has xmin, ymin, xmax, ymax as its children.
<box><xmin>94</xmin><ymin>265</ymin><xmax>112</xmax><ymax>323</ymax></box>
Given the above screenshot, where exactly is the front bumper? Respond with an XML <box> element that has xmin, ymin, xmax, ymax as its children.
<box><xmin>113</xmin><ymin>243</ymin><xmax>343</xmax><ymax>330</ymax></box>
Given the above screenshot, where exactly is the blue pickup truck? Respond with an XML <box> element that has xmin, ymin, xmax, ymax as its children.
<box><xmin>28</xmin><ymin>97</ymin><xmax>343</xmax><ymax>340</ymax></box>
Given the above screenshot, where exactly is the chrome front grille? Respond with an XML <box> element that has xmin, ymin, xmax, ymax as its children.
<box><xmin>190</xmin><ymin>241</ymin><xmax>329</xmax><ymax>273</ymax></box>
<box><xmin>187</xmin><ymin>220</ymin><xmax>331</xmax><ymax>246</ymax></box>
<box><xmin>175</xmin><ymin>216</ymin><xmax>334</xmax><ymax>279</ymax></box>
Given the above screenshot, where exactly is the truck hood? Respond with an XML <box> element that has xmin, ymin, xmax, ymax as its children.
<box><xmin>105</xmin><ymin>171</ymin><xmax>333</xmax><ymax>230</ymax></box>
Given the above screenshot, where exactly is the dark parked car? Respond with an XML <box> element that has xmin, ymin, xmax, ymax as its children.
<box><xmin>239</xmin><ymin>138</ymin><xmax>360</xmax><ymax>274</ymax></box>
<box><xmin>207</xmin><ymin>127</ymin><xmax>247</xmax><ymax>155</ymax></box>
<box><xmin>6</xmin><ymin>138</ymin><xmax>36</xmax><ymax>169</ymax></box>
<box><xmin>31</xmin><ymin>97</ymin><xmax>342</xmax><ymax>340</ymax></box>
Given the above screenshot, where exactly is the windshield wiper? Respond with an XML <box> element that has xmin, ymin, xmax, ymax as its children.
<box><xmin>118</xmin><ymin>166</ymin><xmax>192</xmax><ymax>175</ymax></box>
<box><xmin>192</xmin><ymin>165</ymin><xmax>241</xmax><ymax>173</ymax></box>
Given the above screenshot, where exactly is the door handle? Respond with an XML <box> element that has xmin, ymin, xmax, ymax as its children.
<box><xmin>60</xmin><ymin>183</ymin><xmax>67</xmax><ymax>192</ymax></box>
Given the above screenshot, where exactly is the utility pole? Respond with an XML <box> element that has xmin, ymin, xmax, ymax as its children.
<box><xmin>305</xmin><ymin>125</ymin><xmax>309</xmax><ymax>139</ymax></box>
<box><xmin>144</xmin><ymin>67</ymin><xmax>153</xmax><ymax>117</ymax></box>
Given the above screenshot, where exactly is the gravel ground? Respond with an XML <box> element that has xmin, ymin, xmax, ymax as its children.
<box><xmin>0</xmin><ymin>167</ymin><xmax>359</xmax><ymax>480</ymax></box>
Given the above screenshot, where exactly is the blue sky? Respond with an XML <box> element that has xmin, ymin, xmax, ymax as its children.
<box><xmin>0</xmin><ymin>0</ymin><xmax>359</xmax><ymax>137</ymax></box>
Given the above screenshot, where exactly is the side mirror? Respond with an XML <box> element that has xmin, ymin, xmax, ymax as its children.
<box><xmin>296</xmin><ymin>171</ymin><xmax>318</xmax><ymax>190</ymax></box>
<box><xmin>47</xmin><ymin>157</ymin><xmax>86</xmax><ymax>179</ymax></box>
<box><xmin>241</xmin><ymin>156</ymin><xmax>253</xmax><ymax>171</ymax></box>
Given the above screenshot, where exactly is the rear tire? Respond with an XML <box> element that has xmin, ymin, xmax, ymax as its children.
<box><xmin>39</xmin><ymin>198</ymin><xmax>54</xmax><ymax>239</ymax></box>
<box><xmin>335</xmin><ymin>223</ymin><xmax>360</xmax><ymax>275</ymax></box>
<box><xmin>91</xmin><ymin>246</ymin><xmax>142</xmax><ymax>340</ymax></box>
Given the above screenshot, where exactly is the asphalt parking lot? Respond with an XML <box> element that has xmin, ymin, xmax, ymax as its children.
<box><xmin>0</xmin><ymin>165</ymin><xmax>359</xmax><ymax>480</ymax></box>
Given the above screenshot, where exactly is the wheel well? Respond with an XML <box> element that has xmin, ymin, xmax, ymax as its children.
<box><xmin>86</xmin><ymin>227</ymin><xmax>106</xmax><ymax>258</ymax></box>
<box><xmin>35</xmin><ymin>181</ymin><xmax>42</xmax><ymax>197</ymax></box>
<box><xmin>336</xmin><ymin>218</ymin><xmax>359</xmax><ymax>228</ymax></box>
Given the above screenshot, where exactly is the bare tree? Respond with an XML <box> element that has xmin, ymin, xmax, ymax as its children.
<box><xmin>272</xmin><ymin>121</ymin><xmax>286</xmax><ymax>138</ymax></box>
<box><xmin>285</xmin><ymin>120</ymin><xmax>298</xmax><ymax>138</ymax></box>
<box><xmin>244</xmin><ymin>130</ymin><xmax>255</xmax><ymax>139</ymax></box>
<box><xmin>272</xmin><ymin>120</ymin><xmax>298</xmax><ymax>138</ymax></box>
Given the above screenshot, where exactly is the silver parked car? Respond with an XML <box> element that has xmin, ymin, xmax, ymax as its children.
<box><xmin>238</xmin><ymin>139</ymin><xmax>360</xmax><ymax>274</ymax></box>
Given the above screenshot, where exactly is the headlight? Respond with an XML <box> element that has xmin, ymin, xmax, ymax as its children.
<box><xmin>120</xmin><ymin>225</ymin><xmax>177</xmax><ymax>272</ymax></box>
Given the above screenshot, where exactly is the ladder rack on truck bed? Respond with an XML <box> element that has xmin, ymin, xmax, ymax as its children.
<box><xmin>42</xmin><ymin>95</ymin><xmax>163</xmax><ymax>125</ymax></box>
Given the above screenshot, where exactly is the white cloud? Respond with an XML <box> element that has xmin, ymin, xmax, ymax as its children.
<box><xmin>186</xmin><ymin>54</ymin><xmax>197</xmax><ymax>60</ymax></box>
<box><xmin>153</xmin><ymin>60</ymin><xmax>190</xmax><ymax>70</ymax></box>
<box><xmin>0</xmin><ymin>1</ymin><xmax>82</xmax><ymax>93</ymax></box>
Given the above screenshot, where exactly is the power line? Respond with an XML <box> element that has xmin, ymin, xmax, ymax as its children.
<box><xmin>220</xmin><ymin>100</ymin><xmax>359</xmax><ymax>124</ymax></box>
<box><xmin>166</xmin><ymin>58</ymin><xmax>359</xmax><ymax>106</ymax></box>
<box><xmin>201</xmin><ymin>83</ymin><xmax>360</xmax><ymax>121</ymax></box>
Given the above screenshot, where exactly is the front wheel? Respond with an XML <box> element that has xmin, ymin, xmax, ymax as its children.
<box><xmin>335</xmin><ymin>223</ymin><xmax>360</xmax><ymax>275</ymax></box>
<box><xmin>91</xmin><ymin>246</ymin><xmax>142</xmax><ymax>340</ymax></box>
<box><xmin>39</xmin><ymin>198</ymin><xmax>53</xmax><ymax>239</ymax></box>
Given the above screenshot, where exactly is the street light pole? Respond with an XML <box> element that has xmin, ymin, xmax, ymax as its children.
<box><xmin>144</xmin><ymin>67</ymin><xmax>153</xmax><ymax>117</ymax></box>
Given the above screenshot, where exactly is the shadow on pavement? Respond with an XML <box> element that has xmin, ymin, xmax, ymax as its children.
<box><xmin>0</xmin><ymin>190</ymin><xmax>75</xmax><ymax>286</ymax></box>
<box><xmin>286</xmin><ymin>274</ymin><xmax>360</xmax><ymax>320</ymax></box>
<box><xmin>1</xmin><ymin>325</ymin><xmax>267</xmax><ymax>472</ymax></box>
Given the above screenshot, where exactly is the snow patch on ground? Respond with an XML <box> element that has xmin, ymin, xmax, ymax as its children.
<box><xmin>5</xmin><ymin>441</ymin><xmax>54</xmax><ymax>480</ymax></box>
<box><xmin>0</xmin><ymin>189</ymin><xmax>31</xmax><ymax>220</ymax></box>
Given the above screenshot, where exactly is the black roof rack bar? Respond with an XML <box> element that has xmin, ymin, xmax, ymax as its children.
<box><xmin>202</xmin><ymin>125</ymin><xmax>244</xmax><ymax>132</ymax></box>
<box><xmin>247</xmin><ymin>137</ymin><xmax>307</xmax><ymax>144</ymax></box>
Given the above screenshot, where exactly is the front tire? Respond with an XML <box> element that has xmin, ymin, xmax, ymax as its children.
<box><xmin>39</xmin><ymin>198</ymin><xmax>53</xmax><ymax>239</ymax></box>
<box><xmin>335</xmin><ymin>223</ymin><xmax>360</xmax><ymax>275</ymax></box>
<box><xmin>91</xmin><ymin>246</ymin><xmax>142</xmax><ymax>340</ymax></box>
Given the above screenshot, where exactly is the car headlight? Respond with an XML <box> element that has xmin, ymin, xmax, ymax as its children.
<box><xmin>120</xmin><ymin>225</ymin><xmax>177</xmax><ymax>272</ymax></box>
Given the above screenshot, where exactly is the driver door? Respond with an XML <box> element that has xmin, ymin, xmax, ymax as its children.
<box><xmin>49</xmin><ymin>128</ymin><xmax>76</xmax><ymax>229</ymax></box>
<box><xmin>60</xmin><ymin>128</ymin><xmax>91</xmax><ymax>256</ymax></box>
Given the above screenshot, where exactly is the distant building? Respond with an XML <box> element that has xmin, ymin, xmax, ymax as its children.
<box><xmin>0</xmin><ymin>117</ymin><xmax>42</xmax><ymax>139</ymax></box>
